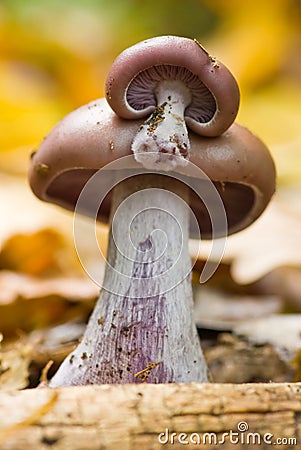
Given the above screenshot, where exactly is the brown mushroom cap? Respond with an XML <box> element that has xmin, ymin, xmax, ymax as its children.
<box><xmin>29</xmin><ymin>98</ymin><xmax>276</xmax><ymax>239</ymax></box>
<box><xmin>105</xmin><ymin>35</ymin><xmax>240</xmax><ymax>137</ymax></box>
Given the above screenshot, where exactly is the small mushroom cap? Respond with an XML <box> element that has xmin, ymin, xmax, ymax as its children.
<box><xmin>105</xmin><ymin>35</ymin><xmax>240</xmax><ymax>137</ymax></box>
<box><xmin>29</xmin><ymin>98</ymin><xmax>276</xmax><ymax>239</ymax></box>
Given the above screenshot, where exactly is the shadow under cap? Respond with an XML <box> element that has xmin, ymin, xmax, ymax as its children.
<box><xmin>29</xmin><ymin>98</ymin><xmax>276</xmax><ymax>240</ymax></box>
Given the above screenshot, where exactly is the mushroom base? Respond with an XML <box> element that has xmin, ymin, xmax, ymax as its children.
<box><xmin>49</xmin><ymin>174</ymin><xmax>208</xmax><ymax>386</ymax></box>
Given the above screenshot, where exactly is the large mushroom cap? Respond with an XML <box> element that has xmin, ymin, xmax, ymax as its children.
<box><xmin>29</xmin><ymin>98</ymin><xmax>276</xmax><ymax>240</ymax></box>
<box><xmin>105</xmin><ymin>35</ymin><xmax>240</xmax><ymax>137</ymax></box>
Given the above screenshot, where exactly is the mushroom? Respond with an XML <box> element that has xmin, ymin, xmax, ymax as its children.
<box><xmin>105</xmin><ymin>35</ymin><xmax>240</xmax><ymax>171</ymax></box>
<box><xmin>28</xmin><ymin>37</ymin><xmax>276</xmax><ymax>387</ymax></box>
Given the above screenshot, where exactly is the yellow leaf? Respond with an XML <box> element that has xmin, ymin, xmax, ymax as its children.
<box><xmin>237</xmin><ymin>81</ymin><xmax>301</xmax><ymax>185</ymax></box>
<box><xmin>0</xmin><ymin>229</ymin><xmax>64</xmax><ymax>276</ymax></box>
<box><xmin>203</xmin><ymin>0</ymin><xmax>299</xmax><ymax>91</ymax></box>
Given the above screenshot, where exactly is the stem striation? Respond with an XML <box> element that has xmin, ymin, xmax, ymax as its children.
<box><xmin>49</xmin><ymin>175</ymin><xmax>208</xmax><ymax>386</ymax></box>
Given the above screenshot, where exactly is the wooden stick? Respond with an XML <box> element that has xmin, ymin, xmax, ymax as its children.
<box><xmin>0</xmin><ymin>383</ymin><xmax>300</xmax><ymax>449</ymax></box>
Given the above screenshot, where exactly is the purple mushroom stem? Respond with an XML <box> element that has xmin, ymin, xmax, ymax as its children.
<box><xmin>49</xmin><ymin>174</ymin><xmax>208</xmax><ymax>386</ymax></box>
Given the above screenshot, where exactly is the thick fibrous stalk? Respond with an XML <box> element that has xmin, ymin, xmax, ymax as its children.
<box><xmin>132</xmin><ymin>80</ymin><xmax>192</xmax><ymax>171</ymax></box>
<box><xmin>49</xmin><ymin>175</ymin><xmax>208</xmax><ymax>386</ymax></box>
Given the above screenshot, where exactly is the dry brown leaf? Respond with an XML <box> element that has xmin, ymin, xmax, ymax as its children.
<box><xmin>292</xmin><ymin>349</ymin><xmax>301</xmax><ymax>381</ymax></box>
<box><xmin>0</xmin><ymin>173</ymin><xmax>74</xmax><ymax>248</ymax></box>
<box><xmin>0</xmin><ymin>336</ymin><xmax>31</xmax><ymax>391</ymax></box>
<box><xmin>0</xmin><ymin>173</ymin><xmax>108</xmax><ymax>336</ymax></box>
<box><xmin>204</xmin><ymin>333</ymin><xmax>293</xmax><ymax>383</ymax></box>
<box><xmin>0</xmin><ymin>270</ymin><xmax>99</xmax><ymax>304</ymax></box>
<box><xmin>254</xmin><ymin>267</ymin><xmax>301</xmax><ymax>311</ymax></box>
<box><xmin>0</xmin><ymin>270</ymin><xmax>99</xmax><ymax>336</ymax></box>
<box><xmin>233</xmin><ymin>314</ymin><xmax>301</xmax><ymax>361</ymax></box>
<box><xmin>193</xmin><ymin>286</ymin><xmax>282</xmax><ymax>330</ymax></box>
<box><xmin>28</xmin><ymin>321</ymin><xmax>85</xmax><ymax>366</ymax></box>
<box><xmin>0</xmin><ymin>173</ymin><xmax>108</xmax><ymax>273</ymax></box>
<box><xmin>190</xmin><ymin>195</ymin><xmax>301</xmax><ymax>284</ymax></box>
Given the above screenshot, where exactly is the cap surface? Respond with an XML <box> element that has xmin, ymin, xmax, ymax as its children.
<box><xmin>105</xmin><ymin>35</ymin><xmax>240</xmax><ymax>137</ymax></box>
<box><xmin>29</xmin><ymin>98</ymin><xmax>276</xmax><ymax>239</ymax></box>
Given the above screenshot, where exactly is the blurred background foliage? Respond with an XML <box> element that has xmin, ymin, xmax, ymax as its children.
<box><xmin>0</xmin><ymin>0</ymin><xmax>301</xmax><ymax>183</ymax></box>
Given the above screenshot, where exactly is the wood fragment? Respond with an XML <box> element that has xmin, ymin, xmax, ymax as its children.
<box><xmin>39</xmin><ymin>360</ymin><xmax>54</xmax><ymax>385</ymax></box>
<box><xmin>0</xmin><ymin>383</ymin><xmax>300</xmax><ymax>449</ymax></box>
<box><xmin>134</xmin><ymin>361</ymin><xmax>161</xmax><ymax>382</ymax></box>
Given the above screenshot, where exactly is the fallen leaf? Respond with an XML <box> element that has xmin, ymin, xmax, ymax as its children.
<box><xmin>0</xmin><ymin>229</ymin><xmax>64</xmax><ymax>275</ymax></box>
<box><xmin>239</xmin><ymin>83</ymin><xmax>301</xmax><ymax>186</ymax></box>
<box><xmin>0</xmin><ymin>270</ymin><xmax>99</xmax><ymax>337</ymax></box>
<box><xmin>0</xmin><ymin>173</ymin><xmax>74</xmax><ymax>248</ymax></box>
<box><xmin>233</xmin><ymin>314</ymin><xmax>301</xmax><ymax>360</ymax></box>
<box><xmin>204</xmin><ymin>0</ymin><xmax>299</xmax><ymax>91</ymax></box>
<box><xmin>292</xmin><ymin>349</ymin><xmax>301</xmax><ymax>381</ymax></box>
<box><xmin>0</xmin><ymin>173</ymin><xmax>108</xmax><ymax>275</ymax></box>
<box><xmin>204</xmin><ymin>333</ymin><xmax>293</xmax><ymax>383</ymax></box>
<box><xmin>25</xmin><ymin>321</ymin><xmax>86</xmax><ymax>386</ymax></box>
<box><xmin>29</xmin><ymin>321</ymin><xmax>85</xmax><ymax>363</ymax></box>
<box><xmin>0</xmin><ymin>270</ymin><xmax>99</xmax><ymax>304</ymax></box>
<box><xmin>254</xmin><ymin>267</ymin><xmax>301</xmax><ymax>312</ymax></box>
<box><xmin>0</xmin><ymin>337</ymin><xmax>31</xmax><ymax>391</ymax></box>
<box><xmin>193</xmin><ymin>286</ymin><xmax>282</xmax><ymax>330</ymax></box>
<box><xmin>190</xmin><ymin>195</ymin><xmax>301</xmax><ymax>284</ymax></box>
